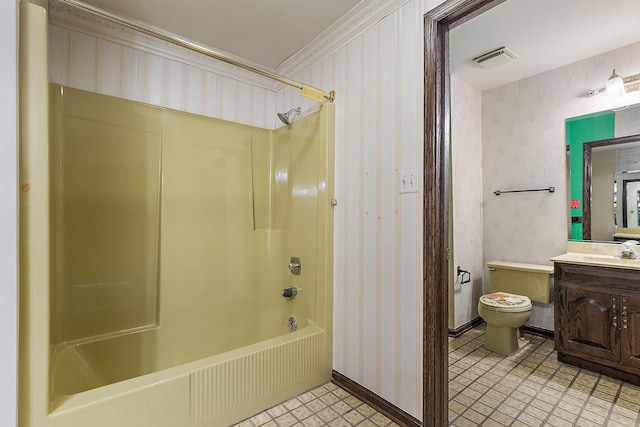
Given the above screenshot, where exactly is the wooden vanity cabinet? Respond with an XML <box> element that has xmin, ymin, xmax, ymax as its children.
<box><xmin>554</xmin><ymin>262</ymin><xmax>640</xmax><ymax>385</ymax></box>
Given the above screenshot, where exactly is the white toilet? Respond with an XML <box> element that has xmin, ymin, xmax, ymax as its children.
<box><xmin>478</xmin><ymin>261</ymin><xmax>554</xmax><ymax>355</ymax></box>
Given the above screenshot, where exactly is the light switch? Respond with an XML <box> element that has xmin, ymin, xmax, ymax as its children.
<box><xmin>399</xmin><ymin>169</ymin><xmax>418</xmax><ymax>194</ymax></box>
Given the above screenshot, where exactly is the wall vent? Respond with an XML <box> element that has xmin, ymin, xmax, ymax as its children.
<box><xmin>473</xmin><ymin>46</ymin><xmax>518</xmax><ymax>69</ymax></box>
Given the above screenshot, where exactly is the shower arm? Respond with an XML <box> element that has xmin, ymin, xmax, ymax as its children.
<box><xmin>55</xmin><ymin>0</ymin><xmax>336</xmax><ymax>103</ymax></box>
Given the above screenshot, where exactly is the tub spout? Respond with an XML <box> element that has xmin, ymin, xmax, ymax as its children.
<box><xmin>281</xmin><ymin>286</ymin><xmax>298</xmax><ymax>298</ymax></box>
<box><xmin>288</xmin><ymin>316</ymin><xmax>298</xmax><ymax>332</ymax></box>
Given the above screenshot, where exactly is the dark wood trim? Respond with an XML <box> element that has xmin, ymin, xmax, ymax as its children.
<box><xmin>423</xmin><ymin>1</ymin><xmax>506</xmax><ymax>426</ymax></box>
<box><xmin>524</xmin><ymin>325</ymin><xmax>554</xmax><ymax>340</ymax></box>
<box><xmin>582</xmin><ymin>133</ymin><xmax>640</xmax><ymax>240</ymax></box>
<box><xmin>423</xmin><ymin>7</ymin><xmax>449</xmax><ymax>426</ymax></box>
<box><xmin>621</xmin><ymin>178</ymin><xmax>640</xmax><ymax>228</ymax></box>
<box><xmin>331</xmin><ymin>371</ymin><xmax>421</xmax><ymax>427</ymax></box>
<box><xmin>447</xmin><ymin>319</ymin><xmax>554</xmax><ymax>340</ymax></box>
<box><xmin>558</xmin><ymin>353</ymin><xmax>640</xmax><ymax>387</ymax></box>
<box><xmin>583</xmin><ymin>143</ymin><xmax>593</xmax><ymax>239</ymax></box>
<box><xmin>448</xmin><ymin>316</ymin><xmax>484</xmax><ymax>338</ymax></box>
<box><xmin>623</xmin><ymin>180</ymin><xmax>628</xmax><ymax>228</ymax></box>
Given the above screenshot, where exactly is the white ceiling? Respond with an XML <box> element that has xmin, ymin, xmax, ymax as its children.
<box><xmin>76</xmin><ymin>0</ymin><xmax>361</xmax><ymax>70</ymax></box>
<box><xmin>451</xmin><ymin>0</ymin><xmax>640</xmax><ymax>91</ymax></box>
<box><xmin>71</xmin><ymin>0</ymin><xmax>640</xmax><ymax>89</ymax></box>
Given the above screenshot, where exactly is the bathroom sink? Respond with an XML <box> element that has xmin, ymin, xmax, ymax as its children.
<box><xmin>582</xmin><ymin>254</ymin><xmax>634</xmax><ymax>261</ymax></box>
<box><xmin>580</xmin><ymin>254</ymin><xmax>640</xmax><ymax>263</ymax></box>
<box><xmin>551</xmin><ymin>242</ymin><xmax>640</xmax><ymax>270</ymax></box>
<box><xmin>552</xmin><ymin>253</ymin><xmax>640</xmax><ymax>269</ymax></box>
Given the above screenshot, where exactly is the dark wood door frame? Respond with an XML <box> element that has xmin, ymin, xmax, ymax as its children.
<box><xmin>423</xmin><ymin>1</ymin><xmax>506</xmax><ymax>425</ymax></box>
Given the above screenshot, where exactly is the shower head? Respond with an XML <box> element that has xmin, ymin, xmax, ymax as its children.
<box><xmin>277</xmin><ymin>107</ymin><xmax>301</xmax><ymax>125</ymax></box>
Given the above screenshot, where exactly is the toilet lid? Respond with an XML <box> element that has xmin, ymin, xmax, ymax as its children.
<box><xmin>480</xmin><ymin>292</ymin><xmax>531</xmax><ymax>312</ymax></box>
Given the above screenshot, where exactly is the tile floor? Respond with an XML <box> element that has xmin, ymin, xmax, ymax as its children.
<box><xmin>449</xmin><ymin>325</ymin><xmax>640</xmax><ymax>427</ymax></box>
<box><xmin>237</xmin><ymin>325</ymin><xmax>640</xmax><ymax>426</ymax></box>
<box><xmin>232</xmin><ymin>382</ymin><xmax>400</xmax><ymax>427</ymax></box>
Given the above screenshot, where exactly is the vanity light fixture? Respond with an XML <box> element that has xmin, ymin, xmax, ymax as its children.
<box><xmin>605</xmin><ymin>69</ymin><xmax>625</xmax><ymax>96</ymax></box>
<box><xmin>586</xmin><ymin>69</ymin><xmax>640</xmax><ymax>96</ymax></box>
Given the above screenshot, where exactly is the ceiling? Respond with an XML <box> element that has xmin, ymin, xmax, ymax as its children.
<box><xmin>450</xmin><ymin>0</ymin><xmax>640</xmax><ymax>91</ymax></box>
<box><xmin>76</xmin><ymin>0</ymin><xmax>361</xmax><ymax>70</ymax></box>
<box><xmin>70</xmin><ymin>0</ymin><xmax>640</xmax><ymax>89</ymax></box>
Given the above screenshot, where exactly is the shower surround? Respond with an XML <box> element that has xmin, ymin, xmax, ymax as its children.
<box><xmin>20</xmin><ymin>9</ymin><xmax>334</xmax><ymax>421</ymax></box>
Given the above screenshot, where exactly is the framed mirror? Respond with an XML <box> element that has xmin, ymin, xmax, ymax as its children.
<box><xmin>582</xmin><ymin>134</ymin><xmax>640</xmax><ymax>240</ymax></box>
<box><xmin>568</xmin><ymin>103</ymin><xmax>640</xmax><ymax>241</ymax></box>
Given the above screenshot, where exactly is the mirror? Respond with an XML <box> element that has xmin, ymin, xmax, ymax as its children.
<box><xmin>617</xmin><ymin>170</ymin><xmax>640</xmax><ymax>229</ymax></box>
<box><xmin>569</xmin><ymin>103</ymin><xmax>640</xmax><ymax>241</ymax></box>
<box><xmin>582</xmin><ymin>134</ymin><xmax>640</xmax><ymax>240</ymax></box>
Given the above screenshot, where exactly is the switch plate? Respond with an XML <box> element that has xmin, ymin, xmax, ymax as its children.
<box><xmin>399</xmin><ymin>169</ymin><xmax>418</xmax><ymax>194</ymax></box>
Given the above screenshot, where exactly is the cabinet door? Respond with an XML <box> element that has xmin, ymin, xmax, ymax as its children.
<box><xmin>621</xmin><ymin>295</ymin><xmax>640</xmax><ymax>369</ymax></box>
<box><xmin>559</xmin><ymin>285</ymin><xmax>620</xmax><ymax>363</ymax></box>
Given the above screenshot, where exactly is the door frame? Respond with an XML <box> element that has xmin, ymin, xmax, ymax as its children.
<box><xmin>422</xmin><ymin>1</ymin><xmax>506</xmax><ymax>425</ymax></box>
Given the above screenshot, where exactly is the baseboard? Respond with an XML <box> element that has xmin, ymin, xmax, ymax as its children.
<box><xmin>331</xmin><ymin>371</ymin><xmax>420</xmax><ymax>427</ymax></box>
<box><xmin>524</xmin><ymin>325</ymin><xmax>554</xmax><ymax>340</ymax></box>
<box><xmin>448</xmin><ymin>317</ymin><xmax>554</xmax><ymax>341</ymax></box>
<box><xmin>448</xmin><ymin>316</ymin><xmax>484</xmax><ymax>338</ymax></box>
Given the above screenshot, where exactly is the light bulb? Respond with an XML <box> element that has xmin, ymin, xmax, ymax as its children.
<box><xmin>606</xmin><ymin>69</ymin><xmax>625</xmax><ymax>96</ymax></box>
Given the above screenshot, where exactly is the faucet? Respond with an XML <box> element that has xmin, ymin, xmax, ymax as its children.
<box><xmin>288</xmin><ymin>257</ymin><xmax>301</xmax><ymax>275</ymax></box>
<box><xmin>621</xmin><ymin>240</ymin><xmax>638</xmax><ymax>259</ymax></box>
<box><xmin>281</xmin><ymin>286</ymin><xmax>299</xmax><ymax>298</ymax></box>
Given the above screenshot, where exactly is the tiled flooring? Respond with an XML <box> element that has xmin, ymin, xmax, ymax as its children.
<box><xmin>237</xmin><ymin>325</ymin><xmax>640</xmax><ymax>427</ymax></box>
<box><xmin>232</xmin><ymin>382</ymin><xmax>400</xmax><ymax>427</ymax></box>
<box><xmin>449</xmin><ymin>325</ymin><xmax>640</xmax><ymax>426</ymax></box>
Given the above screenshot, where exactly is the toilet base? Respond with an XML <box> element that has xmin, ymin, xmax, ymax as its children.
<box><xmin>484</xmin><ymin>324</ymin><xmax>529</xmax><ymax>356</ymax></box>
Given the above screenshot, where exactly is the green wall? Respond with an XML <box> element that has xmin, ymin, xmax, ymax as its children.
<box><xmin>566</xmin><ymin>111</ymin><xmax>615</xmax><ymax>240</ymax></box>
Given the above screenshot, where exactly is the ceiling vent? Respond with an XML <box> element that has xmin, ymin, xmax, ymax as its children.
<box><xmin>473</xmin><ymin>46</ymin><xmax>518</xmax><ymax>69</ymax></box>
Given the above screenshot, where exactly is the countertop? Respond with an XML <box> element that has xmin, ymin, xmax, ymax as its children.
<box><xmin>551</xmin><ymin>252</ymin><xmax>640</xmax><ymax>270</ymax></box>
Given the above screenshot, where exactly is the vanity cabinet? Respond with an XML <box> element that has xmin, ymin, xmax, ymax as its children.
<box><xmin>554</xmin><ymin>262</ymin><xmax>640</xmax><ymax>385</ymax></box>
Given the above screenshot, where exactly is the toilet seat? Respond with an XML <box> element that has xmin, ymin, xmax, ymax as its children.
<box><xmin>479</xmin><ymin>292</ymin><xmax>531</xmax><ymax>312</ymax></box>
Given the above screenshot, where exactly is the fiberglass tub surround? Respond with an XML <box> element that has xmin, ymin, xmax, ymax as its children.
<box><xmin>40</xmin><ymin>84</ymin><xmax>334</xmax><ymax>425</ymax></box>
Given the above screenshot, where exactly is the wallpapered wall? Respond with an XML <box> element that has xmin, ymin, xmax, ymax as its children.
<box><xmin>450</xmin><ymin>75</ymin><xmax>484</xmax><ymax>330</ymax></box>
<box><xmin>275</xmin><ymin>2</ymin><xmax>426</xmax><ymax>416</ymax></box>
<box><xmin>1</xmin><ymin>1</ymin><xmax>18</xmax><ymax>425</ymax></box>
<box><xmin>481</xmin><ymin>41</ymin><xmax>640</xmax><ymax>331</ymax></box>
<box><xmin>48</xmin><ymin>25</ymin><xmax>277</xmax><ymax>129</ymax></box>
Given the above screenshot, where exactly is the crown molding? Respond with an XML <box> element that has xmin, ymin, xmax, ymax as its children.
<box><xmin>276</xmin><ymin>0</ymin><xmax>411</xmax><ymax>80</ymax></box>
<box><xmin>47</xmin><ymin>0</ymin><xmax>411</xmax><ymax>92</ymax></box>
<box><xmin>48</xmin><ymin>0</ymin><xmax>279</xmax><ymax>91</ymax></box>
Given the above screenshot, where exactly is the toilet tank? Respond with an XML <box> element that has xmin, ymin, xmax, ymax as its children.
<box><xmin>487</xmin><ymin>261</ymin><xmax>554</xmax><ymax>303</ymax></box>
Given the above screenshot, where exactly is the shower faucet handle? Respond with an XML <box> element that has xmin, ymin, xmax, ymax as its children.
<box><xmin>281</xmin><ymin>286</ymin><xmax>299</xmax><ymax>298</ymax></box>
<box><xmin>288</xmin><ymin>257</ymin><xmax>301</xmax><ymax>275</ymax></box>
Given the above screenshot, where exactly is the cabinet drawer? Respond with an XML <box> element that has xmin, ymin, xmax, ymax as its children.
<box><xmin>555</xmin><ymin>263</ymin><xmax>640</xmax><ymax>293</ymax></box>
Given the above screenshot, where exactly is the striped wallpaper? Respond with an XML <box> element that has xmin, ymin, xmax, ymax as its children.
<box><xmin>1</xmin><ymin>1</ymin><xmax>18</xmax><ymax>425</ymax></box>
<box><xmin>49</xmin><ymin>23</ymin><xmax>276</xmax><ymax>129</ymax></box>
<box><xmin>276</xmin><ymin>1</ymin><xmax>427</xmax><ymax>417</ymax></box>
<box><xmin>47</xmin><ymin>0</ymin><xmax>439</xmax><ymax>419</ymax></box>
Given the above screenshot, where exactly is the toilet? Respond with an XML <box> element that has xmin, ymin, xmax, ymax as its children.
<box><xmin>478</xmin><ymin>261</ymin><xmax>554</xmax><ymax>355</ymax></box>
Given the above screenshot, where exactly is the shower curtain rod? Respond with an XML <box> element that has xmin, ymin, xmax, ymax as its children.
<box><xmin>56</xmin><ymin>0</ymin><xmax>336</xmax><ymax>103</ymax></box>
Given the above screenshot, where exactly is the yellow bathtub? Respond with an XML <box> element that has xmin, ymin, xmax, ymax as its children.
<box><xmin>19</xmin><ymin>5</ymin><xmax>334</xmax><ymax>425</ymax></box>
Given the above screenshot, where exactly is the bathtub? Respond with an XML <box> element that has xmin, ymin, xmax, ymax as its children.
<box><xmin>20</xmin><ymin>5</ymin><xmax>335</xmax><ymax>424</ymax></box>
<box><xmin>48</xmin><ymin>318</ymin><xmax>329</xmax><ymax>426</ymax></box>
<box><xmin>28</xmin><ymin>86</ymin><xmax>335</xmax><ymax>426</ymax></box>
